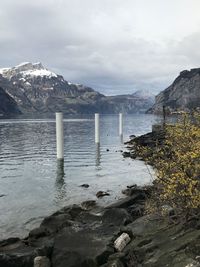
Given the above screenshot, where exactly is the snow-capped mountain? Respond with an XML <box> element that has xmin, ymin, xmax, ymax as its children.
<box><xmin>0</xmin><ymin>62</ymin><xmax>57</xmax><ymax>78</ymax></box>
<box><xmin>0</xmin><ymin>62</ymin><xmax>105</xmax><ymax>114</ymax></box>
<box><xmin>0</xmin><ymin>62</ymin><xmax>154</xmax><ymax>115</ymax></box>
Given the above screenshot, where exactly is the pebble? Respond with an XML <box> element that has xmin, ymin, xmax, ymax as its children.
<box><xmin>80</xmin><ymin>184</ymin><xmax>89</xmax><ymax>188</ymax></box>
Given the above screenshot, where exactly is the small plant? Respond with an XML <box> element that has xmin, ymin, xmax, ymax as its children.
<box><xmin>138</xmin><ymin>113</ymin><xmax>200</xmax><ymax>219</ymax></box>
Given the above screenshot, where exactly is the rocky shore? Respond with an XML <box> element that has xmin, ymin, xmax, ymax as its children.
<box><xmin>1</xmin><ymin>131</ymin><xmax>200</xmax><ymax>267</ymax></box>
<box><xmin>1</xmin><ymin>186</ymin><xmax>200</xmax><ymax>267</ymax></box>
<box><xmin>0</xmin><ymin>186</ymin><xmax>149</xmax><ymax>267</ymax></box>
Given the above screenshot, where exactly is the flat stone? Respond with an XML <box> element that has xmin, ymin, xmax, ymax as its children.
<box><xmin>40</xmin><ymin>213</ymin><xmax>72</xmax><ymax>234</ymax></box>
<box><xmin>51</xmin><ymin>227</ymin><xmax>114</xmax><ymax>267</ymax></box>
<box><xmin>106</xmin><ymin>193</ymin><xmax>146</xmax><ymax>209</ymax></box>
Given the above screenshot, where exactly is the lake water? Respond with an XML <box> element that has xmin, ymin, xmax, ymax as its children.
<box><xmin>0</xmin><ymin>114</ymin><xmax>159</xmax><ymax>239</ymax></box>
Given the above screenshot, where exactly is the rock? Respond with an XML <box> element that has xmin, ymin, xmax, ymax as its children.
<box><xmin>114</xmin><ymin>233</ymin><xmax>131</xmax><ymax>252</ymax></box>
<box><xmin>51</xmin><ymin>226</ymin><xmax>114</xmax><ymax>267</ymax></box>
<box><xmin>127</xmin><ymin>184</ymin><xmax>137</xmax><ymax>189</ymax></box>
<box><xmin>106</xmin><ymin>259</ymin><xmax>125</xmax><ymax>267</ymax></box>
<box><xmin>80</xmin><ymin>184</ymin><xmax>89</xmax><ymax>188</ymax></box>
<box><xmin>122</xmin><ymin>150</ymin><xmax>137</xmax><ymax>159</ymax></box>
<box><xmin>106</xmin><ymin>149</ymin><xmax>110</xmax><ymax>152</ymax></box>
<box><xmin>127</xmin><ymin>204</ymin><xmax>144</xmax><ymax>219</ymax></box>
<box><xmin>40</xmin><ymin>213</ymin><xmax>72</xmax><ymax>234</ymax></box>
<box><xmin>107</xmin><ymin>191</ymin><xmax>146</xmax><ymax>209</ymax></box>
<box><xmin>108</xmin><ymin>252</ymin><xmax>126</xmax><ymax>261</ymax></box>
<box><xmin>34</xmin><ymin>256</ymin><xmax>51</xmax><ymax>267</ymax></box>
<box><xmin>96</xmin><ymin>191</ymin><xmax>110</xmax><ymax>198</ymax></box>
<box><xmin>122</xmin><ymin>214</ymin><xmax>200</xmax><ymax>267</ymax></box>
<box><xmin>81</xmin><ymin>200</ymin><xmax>96</xmax><ymax>210</ymax></box>
<box><xmin>122</xmin><ymin>188</ymin><xmax>135</xmax><ymax>197</ymax></box>
<box><xmin>122</xmin><ymin>151</ymin><xmax>130</xmax><ymax>158</ymax></box>
<box><xmin>130</xmin><ymin>152</ymin><xmax>137</xmax><ymax>159</ymax></box>
<box><xmin>34</xmin><ymin>241</ymin><xmax>54</xmax><ymax>259</ymax></box>
<box><xmin>126</xmin><ymin>131</ymin><xmax>165</xmax><ymax>150</ymax></box>
<box><xmin>0</xmin><ymin>238</ymin><xmax>37</xmax><ymax>267</ymax></box>
<box><xmin>29</xmin><ymin>227</ymin><xmax>47</xmax><ymax>238</ymax></box>
<box><xmin>122</xmin><ymin>186</ymin><xmax>149</xmax><ymax>198</ymax></box>
<box><xmin>0</xmin><ymin>194</ymin><xmax>6</xmax><ymax>198</ymax></box>
<box><xmin>3</xmin><ymin>182</ymin><xmax>200</xmax><ymax>267</ymax></box>
<box><xmin>102</xmin><ymin>208</ymin><xmax>132</xmax><ymax>226</ymax></box>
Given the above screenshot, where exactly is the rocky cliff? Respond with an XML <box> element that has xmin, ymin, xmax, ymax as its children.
<box><xmin>0</xmin><ymin>86</ymin><xmax>21</xmax><ymax>116</ymax></box>
<box><xmin>148</xmin><ymin>68</ymin><xmax>200</xmax><ymax>114</ymax></box>
<box><xmin>0</xmin><ymin>62</ymin><xmax>154</xmax><ymax>115</ymax></box>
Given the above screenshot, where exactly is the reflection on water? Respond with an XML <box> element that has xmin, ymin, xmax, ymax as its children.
<box><xmin>55</xmin><ymin>159</ymin><xmax>66</xmax><ymax>202</ymax></box>
<box><xmin>0</xmin><ymin>114</ymin><xmax>159</xmax><ymax>239</ymax></box>
<box><xmin>95</xmin><ymin>143</ymin><xmax>101</xmax><ymax>168</ymax></box>
<box><xmin>56</xmin><ymin>159</ymin><xmax>65</xmax><ymax>180</ymax></box>
<box><xmin>120</xmin><ymin>134</ymin><xmax>123</xmax><ymax>144</ymax></box>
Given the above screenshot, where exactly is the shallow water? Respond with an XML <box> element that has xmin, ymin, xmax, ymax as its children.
<box><xmin>0</xmin><ymin>114</ymin><xmax>159</xmax><ymax>239</ymax></box>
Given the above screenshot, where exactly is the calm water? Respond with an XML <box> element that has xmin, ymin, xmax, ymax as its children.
<box><xmin>0</xmin><ymin>114</ymin><xmax>159</xmax><ymax>239</ymax></box>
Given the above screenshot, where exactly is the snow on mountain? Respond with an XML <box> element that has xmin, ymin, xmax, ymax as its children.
<box><xmin>21</xmin><ymin>69</ymin><xmax>57</xmax><ymax>78</ymax></box>
<box><xmin>0</xmin><ymin>62</ymin><xmax>57</xmax><ymax>79</ymax></box>
<box><xmin>15</xmin><ymin>62</ymin><xmax>32</xmax><ymax>68</ymax></box>
<box><xmin>0</xmin><ymin>68</ymin><xmax>10</xmax><ymax>74</ymax></box>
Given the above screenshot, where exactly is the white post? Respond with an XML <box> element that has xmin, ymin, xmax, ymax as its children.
<box><xmin>119</xmin><ymin>113</ymin><xmax>123</xmax><ymax>136</ymax></box>
<box><xmin>95</xmin><ymin>113</ymin><xmax>100</xmax><ymax>144</ymax></box>
<box><xmin>56</xmin><ymin>112</ymin><xmax>64</xmax><ymax>160</ymax></box>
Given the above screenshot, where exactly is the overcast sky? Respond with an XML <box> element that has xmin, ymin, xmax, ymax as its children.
<box><xmin>0</xmin><ymin>0</ymin><xmax>200</xmax><ymax>95</ymax></box>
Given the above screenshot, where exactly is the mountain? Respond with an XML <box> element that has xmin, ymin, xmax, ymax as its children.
<box><xmin>132</xmin><ymin>89</ymin><xmax>155</xmax><ymax>100</ymax></box>
<box><xmin>0</xmin><ymin>62</ymin><xmax>105</xmax><ymax>114</ymax></box>
<box><xmin>148</xmin><ymin>68</ymin><xmax>200</xmax><ymax>114</ymax></box>
<box><xmin>0</xmin><ymin>86</ymin><xmax>21</xmax><ymax>116</ymax></box>
<box><xmin>0</xmin><ymin>62</ymin><xmax>154</xmax><ymax>115</ymax></box>
<box><xmin>106</xmin><ymin>90</ymin><xmax>155</xmax><ymax>114</ymax></box>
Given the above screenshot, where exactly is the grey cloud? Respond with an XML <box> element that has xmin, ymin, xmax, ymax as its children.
<box><xmin>0</xmin><ymin>0</ymin><xmax>200</xmax><ymax>95</ymax></box>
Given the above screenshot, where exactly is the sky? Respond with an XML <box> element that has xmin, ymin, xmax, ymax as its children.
<box><xmin>0</xmin><ymin>0</ymin><xmax>200</xmax><ymax>95</ymax></box>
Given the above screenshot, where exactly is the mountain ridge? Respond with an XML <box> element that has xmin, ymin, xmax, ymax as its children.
<box><xmin>0</xmin><ymin>62</ymin><xmax>154</xmax><ymax>115</ymax></box>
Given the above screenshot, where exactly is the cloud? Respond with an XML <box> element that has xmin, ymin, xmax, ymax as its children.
<box><xmin>0</xmin><ymin>0</ymin><xmax>200</xmax><ymax>95</ymax></box>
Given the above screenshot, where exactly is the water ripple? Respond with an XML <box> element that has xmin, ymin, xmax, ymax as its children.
<box><xmin>0</xmin><ymin>114</ymin><xmax>157</xmax><ymax>239</ymax></box>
